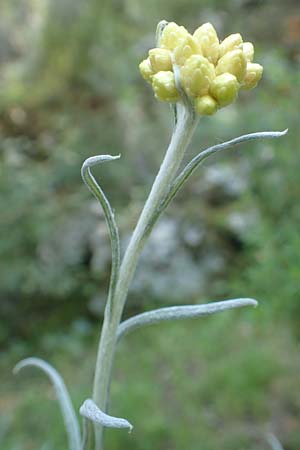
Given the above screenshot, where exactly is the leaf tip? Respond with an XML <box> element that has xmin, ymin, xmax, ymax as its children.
<box><xmin>12</xmin><ymin>364</ymin><xmax>19</xmax><ymax>375</ymax></box>
<box><xmin>13</xmin><ymin>359</ymin><xmax>27</xmax><ymax>375</ymax></box>
<box><xmin>249</xmin><ymin>298</ymin><xmax>259</xmax><ymax>308</ymax></box>
<box><xmin>279</xmin><ymin>128</ymin><xmax>288</xmax><ymax>136</ymax></box>
<box><xmin>80</xmin><ymin>399</ymin><xmax>133</xmax><ymax>431</ymax></box>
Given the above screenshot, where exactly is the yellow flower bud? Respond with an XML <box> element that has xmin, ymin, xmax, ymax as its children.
<box><xmin>210</xmin><ymin>73</ymin><xmax>239</xmax><ymax>107</ymax></box>
<box><xmin>180</xmin><ymin>54</ymin><xmax>215</xmax><ymax>98</ymax></box>
<box><xmin>242</xmin><ymin>42</ymin><xmax>254</xmax><ymax>62</ymax></box>
<box><xmin>152</xmin><ymin>71</ymin><xmax>180</xmax><ymax>102</ymax></box>
<box><xmin>193</xmin><ymin>23</ymin><xmax>220</xmax><ymax>65</ymax></box>
<box><xmin>173</xmin><ymin>35</ymin><xmax>200</xmax><ymax>66</ymax></box>
<box><xmin>241</xmin><ymin>63</ymin><xmax>263</xmax><ymax>90</ymax></box>
<box><xmin>139</xmin><ymin>58</ymin><xmax>155</xmax><ymax>83</ymax></box>
<box><xmin>149</xmin><ymin>48</ymin><xmax>172</xmax><ymax>72</ymax></box>
<box><xmin>219</xmin><ymin>33</ymin><xmax>243</xmax><ymax>57</ymax></box>
<box><xmin>216</xmin><ymin>49</ymin><xmax>247</xmax><ymax>82</ymax></box>
<box><xmin>140</xmin><ymin>21</ymin><xmax>262</xmax><ymax>108</ymax></box>
<box><xmin>159</xmin><ymin>22</ymin><xmax>189</xmax><ymax>50</ymax></box>
<box><xmin>194</xmin><ymin>95</ymin><xmax>218</xmax><ymax>116</ymax></box>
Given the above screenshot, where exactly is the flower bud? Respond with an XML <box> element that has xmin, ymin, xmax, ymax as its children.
<box><xmin>241</xmin><ymin>63</ymin><xmax>263</xmax><ymax>90</ymax></box>
<box><xmin>219</xmin><ymin>33</ymin><xmax>243</xmax><ymax>57</ymax></box>
<box><xmin>180</xmin><ymin>54</ymin><xmax>215</xmax><ymax>98</ymax></box>
<box><xmin>242</xmin><ymin>42</ymin><xmax>254</xmax><ymax>62</ymax></box>
<box><xmin>216</xmin><ymin>49</ymin><xmax>247</xmax><ymax>82</ymax></box>
<box><xmin>194</xmin><ymin>95</ymin><xmax>218</xmax><ymax>116</ymax></box>
<box><xmin>159</xmin><ymin>22</ymin><xmax>189</xmax><ymax>50</ymax></box>
<box><xmin>193</xmin><ymin>23</ymin><xmax>220</xmax><ymax>64</ymax></box>
<box><xmin>210</xmin><ymin>73</ymin><xmax>239</xmax><ymax>107</ymax></box>
<box><xmin>149</xmin><ymin>48</ymin><xmax>172</xmax><ymax>72</ymax></box>
<box><xmin>173</xmin><ymin>35</ymin><xmax>200</xmax><ymax>66</ymax></box>
<box><xmin>152</xmin><ymin>71</ymin><xmax>180</xmax><ymax>102</ymax></box>
<box><xmin>139</xmin><ymin>58</ymin><xmax>155</xmax><ymax>83</ymax></box>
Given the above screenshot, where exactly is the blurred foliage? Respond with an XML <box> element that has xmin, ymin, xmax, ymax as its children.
<box><xmin>0</xmin><ymin>0</ymin><xmax>300</xmax><ymax>449</ymax></box>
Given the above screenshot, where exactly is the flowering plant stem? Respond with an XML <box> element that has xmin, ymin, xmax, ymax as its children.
<box><xmin>13</xmin><ymin>20</ymin><xmax>287</xmax><ymax>450</ymax></box>
<box><xmin>92</xmin><ymin>101</ymin><xmax>197</xmax><ymax>449</ymax></box>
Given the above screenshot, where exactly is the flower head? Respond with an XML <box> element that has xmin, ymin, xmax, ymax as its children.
<box><xmin>139</xmin><ymin>21</ymin><xmax>263</xmax><ymax>115</ymax></box>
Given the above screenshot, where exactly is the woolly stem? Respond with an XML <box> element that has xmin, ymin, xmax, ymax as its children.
<box><xmin>92</xmin><ymin>101</ymin><xmax>197</xmax><ymax>449</ymax></box>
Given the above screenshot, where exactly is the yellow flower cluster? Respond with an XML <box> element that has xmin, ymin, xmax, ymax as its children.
<box><xmin>139</xmin><ymin>22</ymin><xmax>263</xmax><ymax>116</ymax></box>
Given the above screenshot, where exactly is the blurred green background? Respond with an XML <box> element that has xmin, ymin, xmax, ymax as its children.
<box><xmin>0</xmin><ymin>0</ymin><xmax>299</xmax><ymax>449</ymax></box>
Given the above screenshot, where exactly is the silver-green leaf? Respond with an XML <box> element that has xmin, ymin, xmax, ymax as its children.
<box><xmin>13</xmin><ymin>357</ymin><xmax>81</xmax><ymax>450</ymax></box>
<box><xmin>81</xmin><ymin>154</ymin><xmax>121</xmax><ymax>302</ymax></box>
<box><xmin>266</xmin><ymin>432</ymin><xmax>285</xmax><ymax>450</ymax></box>
<box><xmin>146</xmin><ymin>129</ymin><xmax>288</xmax><ymax>235</ymax></box>
<box><xmin>117</xmin><ymin>298</ymin><xmax>258</xmax><ymax>340</ymax></box>
<box><xmin>80</xmin><ymin>399</ymin><xmax>133</xmax><ymax>432</ymax></box>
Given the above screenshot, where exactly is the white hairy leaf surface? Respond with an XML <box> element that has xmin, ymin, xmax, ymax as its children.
<box><xmin>13</xmin><ymin>357</ymin><xmax>81</xmax><ymax>450</ymax></box>
<box><xmin>117</xmin><ymin>298</ymin><xmax>258</xmax><ymax>340</ymax></box>
<box><xmin>80</xmin><ymin>399</ymin><xmax>133</xmax><ymax>432</ymax></box>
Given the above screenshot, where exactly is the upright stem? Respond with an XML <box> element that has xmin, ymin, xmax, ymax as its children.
<box><xmin>92</xmin><ymin>101</ymin><xmax>197</xmax><ymax>450</ymax></box>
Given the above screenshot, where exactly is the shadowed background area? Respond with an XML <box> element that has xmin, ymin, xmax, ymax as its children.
<box><xmin>0</xmin><ymin>0</ymin><xmax>299</xmax><ymax>449</ymax></box>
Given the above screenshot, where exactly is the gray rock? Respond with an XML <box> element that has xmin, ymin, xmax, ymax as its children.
<box><xmin>200</xmin><ymin>164</ymin><xmax>248</xmax><ymax>201</ymax></box>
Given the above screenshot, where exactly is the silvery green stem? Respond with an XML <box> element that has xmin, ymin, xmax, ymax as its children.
<box><xmin>114</xmin><ymin>103</ymin><xmax>197</xmax><ymax>303</ymax></box>
<box><xmin>14</xmin><ymin>357</ymin><xmax>81</xmax><ymax>450</ymax></box>
<box><xmin>117</xmin><ymin>298</ymin><xmax>258</xmax><ymax>340</ymax></box>
<box><xmin>92</xmin><ymin>101</ymin><xmax>197</xmax><ymax>450</ymax></box>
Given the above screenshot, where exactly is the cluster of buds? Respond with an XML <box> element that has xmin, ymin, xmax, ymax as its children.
<box><xmin>139</xmin><ymin>21</ymin><xmax>263</xmax><ymax>116</ymax></box>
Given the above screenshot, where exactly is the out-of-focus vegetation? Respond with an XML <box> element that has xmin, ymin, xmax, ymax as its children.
<box><xmin>0</xmin><ymin>0</ymin><xmax>300</xmax><ymax>449</ymax></box>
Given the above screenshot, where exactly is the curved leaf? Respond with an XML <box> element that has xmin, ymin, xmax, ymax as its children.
<box><xmin>13</xmin><ymin>357</ymin><xmax>81</xmax><ymax>450</ymax></box>
<box><xmin>81</xmin><ymin>154</ymin><xmax>121</xmax><ymax>302</ymax></box>
<box><xmin>117</xmin><ymin>298</ymin><xmax>258</xmax><ymax>340</ymax></box>
<box><xmin>146</xmin><ymin>129</ymin><xmax>288</xmax><ymax>234</ymax></box>
<box><xmin>80</xmin><ymin>399</ymin><xmax>133</xmax><ymax>432</ymax></box>
<box><xmin>163</xmin><ymin>129</ymin><xmax>287</xmax><ymax>211</ymax></box>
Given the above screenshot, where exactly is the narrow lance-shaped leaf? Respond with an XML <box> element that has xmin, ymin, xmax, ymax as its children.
<box><xmin>81</xmin><ymin>155</ymin><xmax>121</xmax><ymax>300</ymax></box>
<box><xmin>117</xmin><ymin>298</ymin><xmax>257</xmax><ymax>340</ymax></box>
<box><xmin>145</xmin><ymin>129</ymin><xmax>287</xmax><ymax>235</ymax></box>
<box><xmin>80</xmin><ymin>399</ymin><xmax>133</xmax><ymax>432</ymax></box>
<box><xmin>13</xmin><ymin>357</ymin><xmax>81</xmax><ymax>450</ymax></box>
<box><xmin>166</xmin><ymin>129</ymin><xmax>288</xmax><ymax>207</ymax></box>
